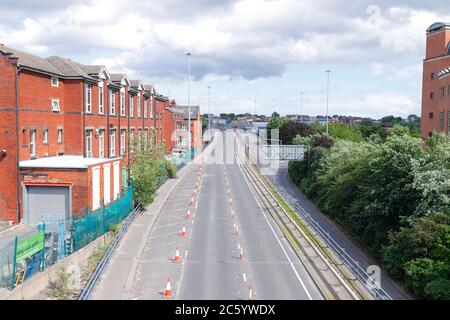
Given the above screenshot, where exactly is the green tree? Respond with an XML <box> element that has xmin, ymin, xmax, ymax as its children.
<box><xmin>266</xmin><ymin>116</ymin><xmax>289</xmax><ymax>143</ymax></box>
<box><xmin>130</xmin><ymin>136</ymin><xmax>170</xmax><ymax>207</ymax></box>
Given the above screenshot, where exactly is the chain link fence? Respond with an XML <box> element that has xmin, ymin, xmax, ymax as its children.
<box><xmin>70</xmin><ymin>184</ymin><xmax>133</xmax><ymax>252</ymax></box>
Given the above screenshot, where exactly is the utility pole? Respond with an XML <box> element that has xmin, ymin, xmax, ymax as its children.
<box><xmin>186</xmin><ymin>52</ymin><xmax>191</xmax><ymax>157</ymax></box>
<box><xmin>300</xmin><ymin>92</ymin><xmax>304</xmax><ymax>124</ymax></box>
<box><xmin>326</xmin><ymin>70</ymin><xmax>331</xmax><ymax>135</ymax></box>
<box><xmin>208</xmin><ymin>85</ymin><xmax>211</xmax><ymax>141</ymax></box>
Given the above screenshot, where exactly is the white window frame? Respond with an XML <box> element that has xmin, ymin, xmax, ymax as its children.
<box><xmin>98</xmin><ymin>82</ymin><xmax>104</xmax><ymax>114</ymax></box>
<box><xmin>109</xmin><ymin>89</ymin><xmax>115</xmax><ymax>115</ymax></box>
<box><xmin>51</xmin><ymin>99</ymin><xmax>60</xmax><ymax>112</ymax></box>
<box><xmin>85</xmin><ymin>129</ymin><xmax>93</xmax><ymax>158</ymax></box>
<box><xmin>137</xmin><ymin>94</ymin><xmax>141</xmax><ymax>118</ymax></box>
<box><xmin>150</xmin><ymin>96</ymin><xmax>153</xmax><ymax>118</ymax></box>
<box><xmin>129</xmin><ymin>94</ymin><xmax>134</xmax><ymax>117</ymax></box>
<box><xmin>130</xmin><ymin>129</ymin><xmax>135</xmax><ymax>153</ymax></box>
<box><xmin>57</xmin><ymin>128</ymin><xmax>63</xmax><ymax>143</ymax></box>
<box><xmin>99</xmin><ymin>129</ymin><xmax>105</xmax><ymax>158</ymax></box>
<box><xmin>30</xmin><ymin>129</ymin><xmax>36</xmax><ymax>157</ymax></box>
<box><xmin>120</xmin><ymin>129</ymin><xmax>126</xmax><ymax>155</ymax></box>
<box><xmin>120</xmin><ymin>90</ymin><xmax>125</xmax><ymax>116</ymax></box>
<box><xmin>43</xmin><ymin>129</ymin><xmax>48</xmax><ymax>144</ymax></box>
<box><xmin>109</xmin><ymin>129</ymin><xmax>116</xmax><ymax>157</ymax></box>
<box><xmin>144</xmin><ymin>98</ymin><xmax>148</xmax><ymax>118</ymax></box>
<box><xmin>85</xmin><ymin>84</ymin><xmax>92</xmax><ymax>113</ymax></box>
<box><xmin>51</xmin><ymin>77</ymin><xmax>59</xmax><ymax>87</ymax></box>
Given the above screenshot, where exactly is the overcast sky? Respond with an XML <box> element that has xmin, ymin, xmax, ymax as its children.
<box><xmin>2</xmin><ymin>0</ymin><xmax>450</xmax><ymax>118</ymax></box>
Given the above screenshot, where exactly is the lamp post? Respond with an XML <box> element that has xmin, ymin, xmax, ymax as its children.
<box><xmin>326</xmin><ymin>70</ymin><xmax>331</xmax><ymax>135</ymax></box>
<box><xmin>208</xmin><ymin>85</ymin><xmax>211</xmax><ymax>141</ymax></box>
<box><xmin>300</xmin><ymin>92</ymin><xmax>304</xmax><ymax>124</ymax></box>
<box><xmin>186</xmin><ymin>52</ymin><xmax>191</xmax><ymax>157</ymax></box>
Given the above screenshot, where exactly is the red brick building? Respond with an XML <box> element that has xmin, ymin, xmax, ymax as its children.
<box><xmin>421</xmin><ymin>22</ymin><xmax>450</xmax><ymax>138</ymax></box>
<box><xmin>0</xmin><ymin>44</ymin><xmax>200</xmax><ymax>225</ymax></box>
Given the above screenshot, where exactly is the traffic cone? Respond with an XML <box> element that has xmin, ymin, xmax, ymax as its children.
<box><xmin>231</xmin><ymin>209</ymin><xmax>235</xmax><ymax>219</ymax></box>
<box><xmin>189</xmin><ymin>197</ymin><xmax>194</xmax><ymax>206</ymax></box>
<box><xmin>181</xmin><ymin>224</ymin><xmax>187</xmax><ymax>237</ymax></box>
<box><xmin>164</xmin><ymin>278</ymin><xmax>172</xmax><ymax>298</ymax></box>
<box><xmin>173</xmin><ymin>246</ymin><xmax>181</xmax><ymax>263</ymax></box>
<box><xmin>248</xmin><ymin>285</ymin><xmax>253</xmax><ymax>300</ymax></box>
<box><xmin>240</xmin><ymin>246</ymin><xmax>244</xmax><ymax>260</ymax></box>
<box><xmin>185</xmin><ymin>210</ymin><xmax>192</xmax><ymax>219</ymax></box>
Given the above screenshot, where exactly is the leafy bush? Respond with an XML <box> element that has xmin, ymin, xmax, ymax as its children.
<box><xmin>164</xmin><ymin>159</ymin><xmax>177</xmax><ymax>178</ymax></box>
<box><xmin>288</xmin><ymin>132</ymin><xmax>450</xmax><ymax>299</ymax></box>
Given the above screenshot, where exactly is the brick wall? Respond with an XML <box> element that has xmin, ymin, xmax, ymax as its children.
<box><xmin>421</xmin><ymin>29</ymin><xmax>450</xmax><ymax>138</ymax></box>
<box><xmin>0</xmin><ymin>54</ymin><xmax>19</xmax><ymax>222</ymax></box>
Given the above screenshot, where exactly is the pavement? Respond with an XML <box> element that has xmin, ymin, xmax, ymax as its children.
<box><xmin>92</xmin><ymin>132</ymin><xmax>323</xmax><ymax>300</ymax></box>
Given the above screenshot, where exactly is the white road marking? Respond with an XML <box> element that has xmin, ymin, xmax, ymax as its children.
<box><xmin>243</xmin><ymin>273</ymin><xmax>247</xmax><ymax>282</ymax></box>
<box><xmin>235</xmin><ymin>146</ymin><xmax>314</xmax><ymax>300</ymax></box>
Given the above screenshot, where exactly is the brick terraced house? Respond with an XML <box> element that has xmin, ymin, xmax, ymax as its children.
<box><xmin>0</xmin><ymin>44</ymin><xmax>200</xmax><ymax>225</ymax></box>
<box><xmin>421</xmin><ymin>22</ymin><xmax>450</xmax><ymax>138</ymax></box>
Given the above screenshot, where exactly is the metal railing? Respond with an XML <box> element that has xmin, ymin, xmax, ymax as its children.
<box><xmin>78</xmin><ymin>204</ymin><xmax>143</xmax><ymax>300</ymax></box>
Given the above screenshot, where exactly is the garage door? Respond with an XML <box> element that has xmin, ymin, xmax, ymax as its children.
<box><xmin>25</xmin><ymin>186</ymin><xmax>70</xmax><ymax>228</ymax></box>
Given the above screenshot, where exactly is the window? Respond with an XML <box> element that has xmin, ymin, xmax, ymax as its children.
<box><xmin>441</xmin><ymin>87</ymin><xmax>445</xmax><ymax>97</ymax></box>
<box><xmin>430</xmin><ymin>92</ymin><xmax>435</xmax><ymax>100</ymax></box>
<box><xmin>57</xmin><ymin>128</ymin><xmax>63</xmax><ymax>143</ymax></box>
<box><xmin>439</xmin><ymin>111</ymin><xmax>445</xmax><ymax>131</ymax></box>
<box><xmin>150</xmin><ymin>96</ymin><xmax>153</xmax><ymax>118</ymax></box>
<box><xmin>85</xmin><ymin>84</ymin><xmax>92</xmax><ymax>113</ymax></box>
<box><xmin>99</xmin><ymin>129</ymin><xmax>105</xmax><ymax>158</ymax></box>
<box><xmin>144</xmin><ymin>98</ymin><xmax>148</xmax><ymax>118</ymax></box>
<box><xmin>120</xmin><ymin>90</ymin><xmax>125</xmax><ymax>116</ymax></box>
<box><xmin>448</xmin><ymin>109</ymin><xmax>450</xmax><ymax>132</ymax></box>
<box><xmin>138</xmin><ymin>129</ymin><xmax>142</xmax><ymax>145</ymax></box>
<box><xmin>51</xmin><ymin>99</ymin><xmax>60</xmax><ymax>112</ymax></box>
<box><xmin>129</xmin><ymin>95</ymin><xmax>134</xmax><ymax>117</ymax></box>
<box><xmin>99</xmin><ymin>83</ymin><xmax>104</xmax><ymax>114</ymax></box>
<box><xmin>109</xmin><ymin>89</ymin><xmax>116</xmax><ymax>115</ymax></box>
<box><xmin>109</xmin><ymin>129</ymin><xmax>116</xmax><ymax>157</ymax></box>
<box><xmin>137</xmin><ymin>94</ymin><xmax>141</xmax><ymax>118</ymax></box>
<box><xmin>130</xmin><ymin>129</ymin><xmax>135</xmax><ymax>153</ymax></box>
<box><xmin>431</xmin><ymin>72</ymin><xmax>436</xmax><ymax>80</ymax></box>
<box><xmin>429</xmin><ymin>112</ymin><xmax>434</xmax><ymax>119</ymax></box>
<box><xmin>43</xmin><ymin>129</ymin><xmax>48</xmax><ymax>144</ymax></box>
<box><xmin>85</xmin><ymin>129</ymin><xmax>93</xmax><ymax>158</ymax></box>
<box><xmin>30</xmin><ymin>130</ymin><xmax>36</xmax><ymax>157</ymax></box>
<box><xmin>120</xmin><ymin>129</ymin><xmax>126</xmax><ymax>155</ymax></box>
<box><xmin>51</xmin><ymin>77</ymin><xmax>59</xmax><ymax>87</ymax></box>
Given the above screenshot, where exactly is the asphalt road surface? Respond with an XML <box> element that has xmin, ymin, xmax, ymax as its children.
<box><xmin>127</xmin><ymin>132</ymin><xmax>323</xmax><ymax>300</ymax></box>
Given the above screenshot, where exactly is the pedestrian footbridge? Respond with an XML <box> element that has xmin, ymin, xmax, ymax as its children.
<box><xmin>259</xmin><ymin>145</ymin><xmax>305</xmax><ymax>161</ymax></box>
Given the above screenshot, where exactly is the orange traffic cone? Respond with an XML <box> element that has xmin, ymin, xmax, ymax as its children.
<box><xmin>240</xmin><ymin>246</ymin><xmax>244</xmax><ymax>260</ymax></box>
<box><xmin>164</xmin><ymin>278</ymin><xmax>172</xmax><ymax>298</ymax></box>
<box><xmin>248</xmin><ymin>285</ymin><xmax>253</xmax><ymax>300</ymax></box>
<box><xmin>173</xmin><ymin>246</ymin><xmax>181</xmax><ymax>263</ymax></box>
<box><xmin>181</xmin><ymin>224</ymin><xmax>187</xmax><ymax>237</ymax></box>
<box><xmin>185</xmin><ymin>210</ymin><xmax>192</xmax><ymax>219</ymax></box>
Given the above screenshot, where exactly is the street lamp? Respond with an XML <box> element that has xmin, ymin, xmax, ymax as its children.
<box><xmin>326</xmin><ymin>70</ymin><xmax>331</xmax><ymax>135</ymax></box>
<box><xmin>186</xmin><ymin>52</ymin><xmax>191</xmax><ymax>157</ymax></box>
<box><xmin>300</xmin><ymin>92</ymin><xmax>304</xmax><ymax>124</ymax></box>
<box><xmin>208</xmin><ymin>85</ymin><xmax>211</xmax><ymax>141</ymax></box>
